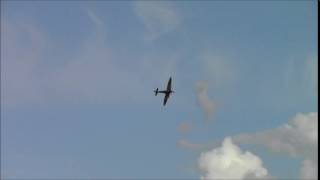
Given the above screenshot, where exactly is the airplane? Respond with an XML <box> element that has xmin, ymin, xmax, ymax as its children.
<box><xmin>154</xmin><ymin>77</ymin><xmax>174</xmax><ymax>106</ymax></box>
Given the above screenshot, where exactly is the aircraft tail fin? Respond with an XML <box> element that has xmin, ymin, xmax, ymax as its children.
<box><xmin>154</xmin><ymin>88</ymin><xmax>158</xmax><ymax>96</ymax></box>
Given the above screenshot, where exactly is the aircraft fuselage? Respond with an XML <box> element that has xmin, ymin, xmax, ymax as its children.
<box><xmin>158</xmin><ymin>90</ymin><xmax>173</xmax><ymax>94</ymax></box>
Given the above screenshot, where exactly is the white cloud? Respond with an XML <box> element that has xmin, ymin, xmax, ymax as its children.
<box><xmin>133</xmin><ymin>1</ymin><xmax>180</xmax><ymax>41</ymax></box>
<box><xmin>196</xmin><ymin>81</ymin><xmax>215</xmax><ymax>119</ymax></box>
<box><xmin>198</xmin><ymin>137</ymin><xmax>269</xmax><ymax>180</ymax></box>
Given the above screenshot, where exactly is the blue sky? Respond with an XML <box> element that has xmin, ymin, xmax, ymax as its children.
<box><xmin>1</xmin><ymin>1</ymin><xmax>317</xmax><ymax>179</ymax></box>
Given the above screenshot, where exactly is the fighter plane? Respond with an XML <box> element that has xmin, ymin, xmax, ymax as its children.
<box><xmin>154</xmin><ymin>77</ymin><xmax>174</xmax><ymax>106</ymax></box>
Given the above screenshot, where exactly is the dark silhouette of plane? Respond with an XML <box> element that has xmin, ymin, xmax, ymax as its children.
<box><xmin>154</xmin><ymin>77</ymin><xmax>174</xmax><ymax>106</ymax></box>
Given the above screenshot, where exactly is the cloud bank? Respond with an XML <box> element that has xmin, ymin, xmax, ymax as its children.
<box><xmin>233</xmin><ymin>112</ymin><xmax>318</xmax><ymax>180</ymax></box>
<box><xmin>300</xmin><ymin>159</ymin><xmax>318</xmax><ymax>180</ymax></box>
<box><xmin>198</xmin><ymin>137</ymin><xmax>269</xmax><ymax>180</ymax></box>
<box><xmin>233</xmin><ymin>112</ymin><xmax>318</xmax><ymax>158</ymax></box>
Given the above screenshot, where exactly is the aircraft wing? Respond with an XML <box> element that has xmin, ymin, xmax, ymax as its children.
<box><xmin>166</xmin><ymin>77</ymin><xmax>172</xmax><ymax>91</ymax></box>
<box><xmin>163</xmin><ymin>93</ymin><xmax>170</xmax><ymax>106</ymax></box>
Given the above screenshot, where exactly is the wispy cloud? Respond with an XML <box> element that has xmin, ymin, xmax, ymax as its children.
<box><xmin>303</xmin><ymin>56</ymin><xmax>318</xmax><ymax>97</ymax></box>
<box><xmin>87</xmin><ymin>9</ymin><xmax>104</xmax><ymax>27</ymax></box>
<box><xmin>133</xmin><ymin>1</ymin><xmax>181</xmax><ymax>41</ymax></box>
<box><xmin>196</xmin><ymin>81</ymin><xmax>215</xmax><ymax>119</ymax></box>
<box><xmin>177</xmin><ymin>122</ymin><xmax>192</xmax><ymax>133</ymax></box>
<box><xmin>177</xmin><ymin>139</ymin><xmax>204</xmax><ymax>150</ymax></box>
<box><xmin>1</xmin><ymin>17</ymin><xmax>49</xmax><ymax>107</ymax></box>
<box><xmin>2</xmin><ymin>10</ymin><xmax>150</xmax><ymax>108</ymax></box>
<box><xmin>48</xmin><ymin>9</ymin><xmax>151</xmax><ymax>106</ymax></box>
<box><xmin>202</xmin><ymin>52</ymin><xmax>235</xmax><ymax>90</ymax></box>
<box><xmin>261</xmin><ymin>56</ymin><xmax>318</xmax><ymax>110</ymax></box>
